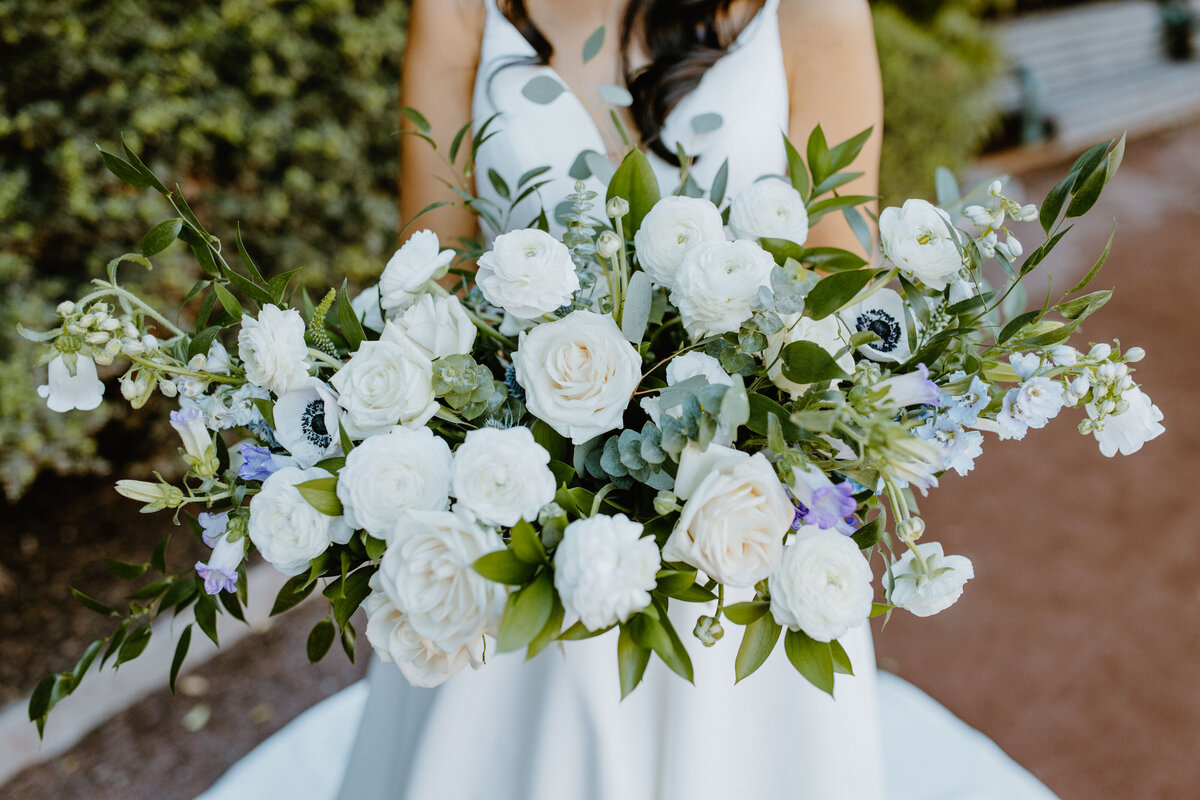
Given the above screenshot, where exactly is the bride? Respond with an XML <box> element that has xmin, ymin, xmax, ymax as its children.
<box><xmin>338</xmin><ymin>1</ymin><xmax>885</xmax><ymax>798</ymax></box>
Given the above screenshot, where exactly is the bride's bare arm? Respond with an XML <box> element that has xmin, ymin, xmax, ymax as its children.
<box><xmin>400</xmin><ymin>0</ymin><xmax>486</xmax><ymax>245</ymax></box>
<box><xmin>779</xmin><ymin>0</ymin><xmax>883</xmax><ymax>255</ymax></box>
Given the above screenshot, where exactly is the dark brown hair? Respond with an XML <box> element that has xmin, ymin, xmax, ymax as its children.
<box><xmin>496</xmin><ymin>0</ymin><xmax>766</xmax><ymax>163</ymax></box>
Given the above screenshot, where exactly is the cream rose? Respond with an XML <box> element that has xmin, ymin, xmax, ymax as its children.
<box><xmin>663</xmin><ymin>445</ymin><xmax>792</xmax><ymax>588</ymax></box>
<box><xmin>512</xmin><ymin>310</ymin><xmax>641</xmax><ymax>444</ymax></box>
<box><xmin>379</xmin><ymin>230</ymin><xmax>454</xmax><ymax>313</ymax></box>
<box><xmin>382</xmin><ymin>294</ymin><xmax>476</xmax><ymax>361</ymax></box>
<box><xmin>879</xmin><ymin>199</ymin><xmax>964</xmax><ymax>291</ymax></box>
<box><xmin>476</xmin><ymin>228</ymin><xmax>580</xmax><ymax>319</ymax></box>
<box><xmin>728</xmin><ymin>177</ymin><xmax>809</xmax><ymax>245</ymax></box>
<box><xmin>331</xmin><ymin>339</ymin><xmax>437</xmax><ymax>438</ymax></box>
<box><xmin>247</xmin><ymin>466</ymin><xmax>353</xmax><ymax>576</ymax></box>
<box><xmin>769</xmin><ymin>525</ymin><xmax>874</xmax><ymax>642</ymax></box>
<box><xmin>670</xmin><ymin>239</ymin><xmax>776</xmax><ymax>339</ymax></box>
<box><xmin>554</xmin><ymin>513</ymin><xmax>660</xmax><ymax>631</ymax></box>
<box><xmin>363</xmin><ymin>578</ymin><xmax>482</xmax><ymax>688</ymax></box>
<box><xmin>451</xmin><ymin>426</ymin><xmax>556</xmax><ymax>527</ymax></box>
<box><xmin>633</xmin><ymin>195</ymin><xmax>726</xmax><ymax>289</ymax></box>
<box><xmin>237</xmin><ymin>304</ymin><xmax>310</xmax><ymax>395</ymax></box>
<box><xmin>764</xmin><ymin>313</ymin><xmax>855</xmax><ymax>398</ymax></box>
<box><xmin>336</xmin><ymin>426</ymin><xmax>452</xmax><ymax>540</ymax></box>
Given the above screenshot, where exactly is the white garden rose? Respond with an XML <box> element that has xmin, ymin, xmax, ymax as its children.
<box><xmin>336</xmin><ymin>426</ymin><xmax>452</xmax><ymax>540</ymax></box>
<box><xmin>764</xmin><ymin>313</ymin><xmax>855</xmax><ymax>398</ymax></box>
<box><xmin>376</xmin><ymin>509</ymin><xmax>508</xmax><ymax>652</ymax></box>
<box><xmin>1087</xmin><ymin>385</ymin><xmax>1165</xmax><ymax>457</ymax></box>
<box><xmin>663</xmin><ymin>445</ymin><xmax>792</xmax><ymax>588</ymax></box>
<box><xmin>476</xmin><ymin>228</ymin><xmax>580</xmax><ymax>319</ymax></box>
<box><xmin>554</xmin><ymin>514</ymin><xmax>660</xmax><ymax>631</ymax></box>
<box><xmin>363</xmin><ymin>580</ymin><xmax>482</xmax><ymax>688</ymax></box>
<box><xmin>379</xmin><ymin>230</ymin><xmax>454</xmax><ymax>313</ymax></box>
<box><xmin>331</xmin><ymin>339</ymin><xmax>436</xmax><ymax>438</ymax></box>
<box><xmin>728</xmin><ymin>177</ymin><xmax>810</xmax><ymax>245</ymax></box>
<box><xmin>879</xmin><ymin>199</ymin><xmax>964</xmax><ymax>291</ymax></box>
<box><xmin>671</xmin><ymin>239</ymin><xmax>776</xmax><ymax>339</ymax></box>
<box><xmin>512</xmin><ymin>310</ymin><xmax>641</xmax><ymax>444</ymax></box>
<box><xmin>451</xmin><ymin>426</ymin><xmax>556</xmax><ymax>527</ymax></box>
<box><xmin>886</xmin><ymin>542</ymin><xmax>974</xmax><ymax>617</ymax></box>
<box><xmin>248</xmin><ymin>466</ymin><xmax>353</xmax><ymax>576</ymax></box>
<box><xmin>769</xmin><ymin>525</ymin><xmax>874</xmax><ymax>642</ymax></box>
<box><xmin>381</xmin><ymin>294</ymin><xmax>476</xmax><ymax>361</ymax></box>
<box><xmin>237</xmin><ymin>304</ymin><xmax>310</xmax><ymax>395</ymax></box>
<box><xmin>633</xmin><ymin>195</ymin><xmax>725</xmax><ymax>289</ymax></box>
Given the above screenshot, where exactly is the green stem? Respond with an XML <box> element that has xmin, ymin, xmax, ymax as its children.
<box><xmin>307</xmin><ymin>348</ymin><xmax>344</xmax><ymax>370</ymax></box>
<box><xmin>79</xmin><ymin>285</ymin><xmax>186</xmax><ymax>338</ymax></box>
<box><xmin>126</xmin><ymin>354</ymin><xmax>241</xmax><ymax>384</ymax></box>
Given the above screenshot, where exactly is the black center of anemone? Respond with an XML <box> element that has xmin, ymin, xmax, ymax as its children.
<box><xmin>301</xmin><ymin>399</ymin><xmax>331</xmax><ymax>447</ymax></box>
<box><xmin>855</xmin><ymin>310</ymin><xmax>901</xmax><ymax>351</ymax></box>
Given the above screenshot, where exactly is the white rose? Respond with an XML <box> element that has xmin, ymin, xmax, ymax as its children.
<box><xmin>331</xmin><ymin>339</ymin><xmax>437</xmax><ymax>438</ymax></box>
<box><xmin>376</xmin><ymin>509</ymin><xmax>508</xmax><ymax>652</ymax></box>
<box><xmin>1087</xmin><ymin>385</ymin><xmax>1165</xmax><ymax>457</ymax></box>
<box><xmin>476</xmin><ymin>228</ymin><xmax>580</xmax><ymax>319</ymax></box>
<box><xmin>237</xmin><ymin>304</ymin><xmax>310</xmax><ymax>395</ymax></box>
<box><xmin>729</xmin><ymin>177</ymin><xmax>809</xmax><ymax>244</ymax></box>
<box><xmin>663</xmin><ymin>445</ymin><xmax>792</xmax><ymax>588</ymax></box>
<box><xmin>382</xmin><ymin>294</ymin><xmax>476</xmax><ymax>361</ymax></box>
<box><xmin>248</xmin><ymin>466</ymin><xmax>353</xmax><ymax>576</ymax></box>
<box><xmin>364</xmin><ymin>579</ymin><xmax>482</xmax><ymax>688</ymax></box>
<box><xmin>379</xmin><ymin>230</ymin><xmax>454</xmax><ymax>313</ymax></box>
<box><xmin>633</xmin><ymin>195</ymin><xmax>725</xmax><ymax>289</ymax></box>
<box><xmin>879</xmin><ymin>199</ymin><xmax>964</xmax><ymax>291</ymax></box>
<box><xmin>272</xmin><ymin>377</ymin><xmax>341</xmax><ymax>468</ymax></box>
<box><xmin>769</xmin><ymin>526</ymin><xmax>873</xmax><ymax>642</ymax></box>
<box><xmin>336</xmin><ymin>426</ymin><xmax>452</xmax><ymax>539</ymax></box>
<box><xmin>554</xmin><ymin>513</ymin><xmax>660</xmax><ymax>631</ymax></box>
<box><xmin>886</xmin><ymin>542</ymin><xmax>974</xmax><ymax>617</ymax></box>
<box><xmin>513</xmin><ymin>310</ymin><xmax>641</xmax><ymax>444</ymax></box>
<box><xmin>451</xmin><ymin>426</ymin><xmax>556</xmax><ymax>527</ymax></box>
<box><xmin>764</xmin><ymin>313</ymin><xmax>855</xmax><ymax>398</ymax></box>
<box><xmin>671</xmin><ymin>239</ymin><xmax>776</xmax><ymax>339</ymax></box>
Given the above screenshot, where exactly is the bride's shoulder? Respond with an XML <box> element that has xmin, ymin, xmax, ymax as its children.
<box><xmin>408</xmin><ymin>0</ymin><xmax>487</xmax><ymax>43</ymax></box>
<box><xmin>776</xmin><ymin>0</ymin><xmax>873</xmax><ymax>41</ymax></box>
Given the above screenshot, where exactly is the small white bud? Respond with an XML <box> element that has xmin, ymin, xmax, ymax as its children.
<box><xmin>1004</xmin><ymin>235</ymin><xmax>1022</xmax><ymax>257</ymax></box>
<box><xmin>989</xmin><ymin>180</ymin><xmax>1004</xmax><ymax>197</ymax></box>
<box><xmin>1097</xmin><ymin>363</ymin><xmax>1117</xmax><ymax>384</ymax></box>
<box><xmin>596</xmin><ymin>230</ymin><xmax>621</xmax><ymax>259</ymax></box>
<box><xmin>104</xmin><ymin>339</ymin><xmax>122</xmax><ymax>359</ymax></box>
<box><xmin>1070</xmin><ymin>375</ymin><xmax>1090</xmax><ymax>396</ymax></box>
<box><xmin>606</xmin><ymin>197</ymin><xmax>630</xmax><ymax>219</ymax></box>
<box><xmin>1014</xmin><ymin>203</ymin><xmax>1039</xmax><ymax>222</ymax></box>
<box><xmin>898</xmin><ymin>517</ymin><xmax>926</xmax><ymax>543</ymax></box>
<box><xmin>100</xmin><ymin>317</ymin><xmax>121</xmax><ymax>332</ymax></box>
<box><xmin>56</xmin><ymin>301</ymin><xmax>76</xmax><ymax>316</ymax></box>
<box><xmin>122</xmin><ymin>321</ymin><xmax>140</xmax><ymax>340</ymax></box>
<box><xmin>122</xmin><ymin>339</ymin><xmax>145</xmax><ymax>357</ymax></box>
<box><xmin>1088</xmin><ymin>343</ymin><xmax>1112</xmax><ymax>360</ymax></box>
<box><xmin>1100</xmin><ymin>399</ymin><xmax>1116</xmax><ymax>415</ymax></box>
<box><xmin>1115</xmin><ymin>399</ymin><xmax>1130</xmax><ymax>414</ymax></box>
<box><xmin>159</xmin><ymin>378</ymin><xmax>178</xmax><ymax>398</ymax></box>
<box><xmin>1048</xmin><ymin>345</ymin><xmax>1077</xmax><ymax>367</ymax></box>
<box><xmin>1078</xmin><ymin>418</ymin><xmax>1095</xmax><ymax>434</ymax></box>
<box><xmin>1124</xmin><ymin>346</ymin><xmax>1146</xmax><ymax>363</ymax></box>
<box><xmin>78</xmin><ymin>313</ymin><xmax>95</xmax><ymax>329</ymax></box>
<box><xmin>84</xmin><ymin>331</ymin><xmax>110</xmax><ymax>345</ymax></box>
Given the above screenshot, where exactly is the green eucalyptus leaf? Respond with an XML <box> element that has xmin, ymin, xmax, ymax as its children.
<box><xmin>521</xmin><ymin>75</ymin><xmax>566</xmax><ymax>105</ymax></box>
<box><xmin>690</xmin><ymin>112</ymin><xmax>723</xmax><ymax>134</ymax></box>
<box><xmin>582</xmin><ymin>25</ymin><xmax>606</xmax><ymax>62</ymax></box>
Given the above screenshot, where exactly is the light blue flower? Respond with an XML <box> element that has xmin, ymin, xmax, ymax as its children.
<box><xmin>197</xmin><ymin>511</ymin><xmax>230</xmax><ymax>548</ymax></box>
<box><xmin>238</xmin><ymin>443</ymin><xmax>283</xmax><ymax>481</ymax></box>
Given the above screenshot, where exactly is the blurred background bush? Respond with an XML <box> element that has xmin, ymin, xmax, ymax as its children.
<box><xmin>0</xmin><ymin>0</ymin><xmax>1007</xmax><ymax>499</ymax></box>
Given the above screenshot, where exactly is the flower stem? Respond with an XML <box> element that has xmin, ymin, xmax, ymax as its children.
<box><xmin>79</xmin><ymin>284</ymin><xmax>187</xmax><ymax>338</ymax></box>
<box><xmin>307</xmin><ymin>348</ymin><xmax>344</xmax><ymax>370</ymax></box>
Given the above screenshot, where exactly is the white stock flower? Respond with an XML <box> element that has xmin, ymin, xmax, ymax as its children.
<box><xmin>451</xmin><ymin>426</ymin><xmax>556</xmax><ymax>527</ymax></box>
<box><xmin>839</xmin><ymin>288</ymin><xmax>914</xmax><ymax>363</ymax></box>
<box><xmin>554</xmin><ymin>513</ymin><xmax>660</xmax><ymax>631</ymax></box>
<box><xmin>377</xmin><ymin>509</ymin><xmax>507</xmax><ymax>652</ymax></box>
<box><xmin>764</xmin><ymin>313</ymin><xmax>855</xmax><ymax>398</ymax></box>
<box><xmin>633</xmin><ymin>195</ymin><xmax>725</xmax><ymax>289</ymax></box>
<box><xmin>671</xmin><ymin>239</ymin><xmax>776</xmax><ymax>339</ymax></box>
<box><xmin>237</xmin><ymin>304</ymin><xmax>310</xmax><ymax>395</ymax></box>
<box><xmin>336</xmin><ymin>426</ymin><xmax>452</xmax><ymax>539</ymax></box>
<box><xmin>1087</xmin><ymin>385</ymin><xmax>1165</xmax><ymax>457</ymax></box>
<box><xmin>728</xmin><ymin>177</ymin><xmax>809</xmax><ymax>245</ymax></box>
<box><xmin>769</xmin><ymin>525</ymin><xmax>874</xmax><ymax>642</ymax></box>
<box><xmin>363</xmin><ymin>580</ymin><xmax>482</xmax><ymax>688</ymax></box>
<box><xmin>383</xmin><ymin>294</ymin><xmax>476</xmax><ymax>361</ymax></box>
<box><xmin>379</xmin><ymin>230</ymin><xmax>454</xmax><ymax>313</ymax></box>
<box><xmin>273</xmin><ymin>377</ymin><xmax>342</xmax><ymax>468</ymax></box>
<box><xmin>512</xmin><ymin>310</ymin><xmax>641</xmax><ymax>444</ymax></box>
<box><xmin>879</xmin><ymin>199</ymin><xmax>964</xmax><ymax>291</ymax></box>
<box><xmin>476</xmin><ymin>229</ymin><xmax>580</xmax><ymax>319</ymax></box>
<box><xmin>663</xmin><ymin>445</ymin><xmax>792</xmax><ymax>588</ymax></box>
<box><xmin>39</xmin><ymin>354</ymin><xmax>104</xmax><ymax>412</ymax></box>
<box><xmin>248</xmin><ymin>466</ymin><xmax>353</xmax><ymax>576</ymax></box>
<box><xmin>331</xmin><ymin>339</ymin><xmax>436</xmax><ymax>438</ymax></box>
<box><xmin>886</xmin><ymin>542</ymin><xmax>974</xmax><ymax>617</ymax></box>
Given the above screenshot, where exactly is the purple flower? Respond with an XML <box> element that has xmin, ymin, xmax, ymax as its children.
<box><xmin>238</xmin><ymin>443</ymin><xmax>280</xmax><ymax>481</ymax></box>
<box><xmin>803</xmin><ymin>481</ymin><xmax>857</xmax><ymax>530</ymax></box>
<box><xmin>195</xmin><ymin>535</ymin><xmax>244</xmax><ymax>595</ymax></box>
<box><xmin>197</xmin><ymin>511</ymin><xmax>230</xmax><ymax>548</ymax></box>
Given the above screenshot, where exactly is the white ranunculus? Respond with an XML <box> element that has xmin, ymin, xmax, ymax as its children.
<box><xmin>248</xmin><ymin>466</ymin><xmax>353</xmax><ymax>576</ymax></box>
<box><xmin>729</xmin><ymin>177</ymin><xmax>809</xmax><ymax>245</ymax></box>
<box><xmin>379</xmin><ymin>230</ymin><xmax>455</xmax><ymax>313</ymax></box>
<box><xmin>764</xmin><ymin>313</ymin><xmax>855</xmax><ymax>398</ymax></box>
<box><xmin>376</xmin><ymin>509</ymin><xmax>508</xmax><ymax>652</ymax></box>
<box><xmin>554</xmin><ymin>513</ymin><xmax>660</xmax><ymax>631</ymax></box>
<box><xmin>331</xmin><ymin>339</ymin><xmax>436</xmax><ymax>438</ymax></box>
<box><xmin>512</xmin><ymin>310</ymin><xmax>641</xmax><ymax>444</ymax></box>
<box><xmin>38</xmin><ymin>354</ymin><xmax>104</xmax><ymax>412</ymax></box>
<box><xmin>839</xmin><ymin>288</ymin><xmax>914</xmax><ymax>363</ymax></box>
<box><xmin>886</xmin><ymin>542</ymin><xmax>974</xmax><ymax>617</ymax></box>
<box><xmin>663</xmin><ymin>445</ymin><xmax>792</xmax><ymax>588</ymax></box>
<box><xmin>382</xmin><ymin>294</ymin><xmax>476</xmax><ymax>361</ymax></box>
<box><xmin>879</xmin><ymin>199</ymin><xmax>964</xmax><ymax>291</ymax></box>
<box><xmin>363</xmin><ymin>580</ymin><xmax>482</xmax><ymax>688</ymax></box>
<box><xmin>769</xmin><ymin>525</ymin><xmax>873</xmax><ymax>642</ymax></box>
<box><xmin>273</xmin><ymin>377</ymin><xmax>342</xmax><ymax>468</ymax></box>
<box><xmin>237</xmin><ymin>304</ymin><xmax>311</xmax><ymax>395</ymax></box>
<box><xmin>451</xmin><ymin>426</ymin><xmax>556</xmax><ymax>527</ymax></box>
<box><xmin>1087</xmin><ymin>385</ymin><xmax>1165</xmax><ymax>457</ymax></box>
<box><xmin>476</xmin><ymin>228</ymin><xmax>580</xmax><ymax>319</ymax></box>
<box><xmin>336</xmin><ymin>426</ymin><xmax>452</xmax><ymax>539</ymax></box>
<box><xmin>633</xmin><ymin>195</ymin><xmax>725</xmax><ymax>289</ymax></box>
<box><xmin>671</xmin><ymin>239</ymin><xmax>776</xmax><ymax>339</ymax></box>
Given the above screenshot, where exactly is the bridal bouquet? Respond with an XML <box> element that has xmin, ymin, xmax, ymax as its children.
<box><xmin>23</xmin><ymin>123</ymin><xmax>1163</xmax><ymax>733</ymax></box>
